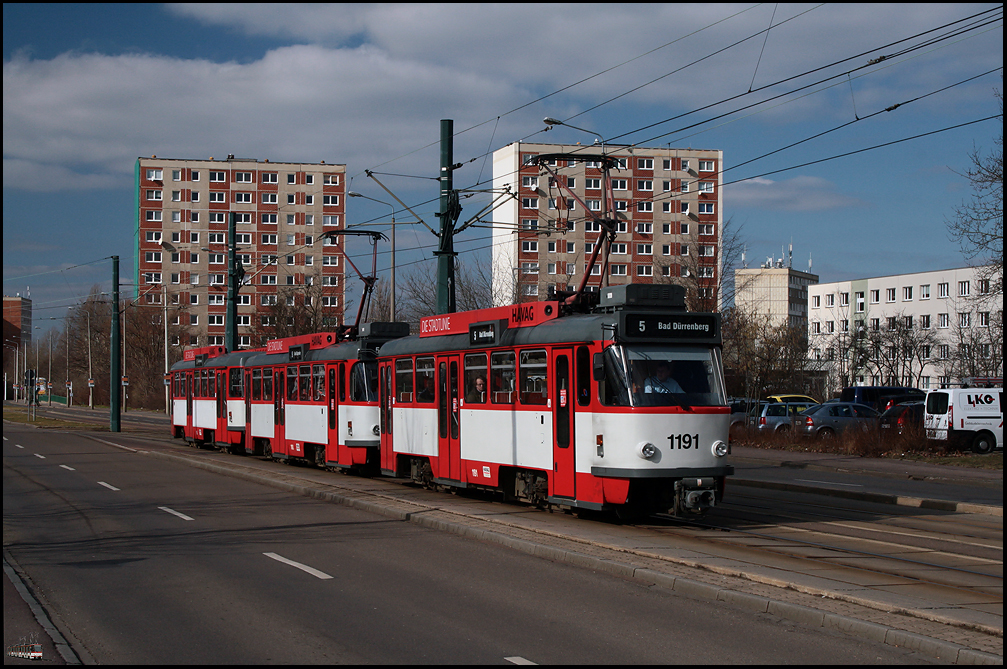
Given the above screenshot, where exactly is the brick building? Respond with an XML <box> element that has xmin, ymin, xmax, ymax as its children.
<box><xmin>135</xmin><ymin>157</ymin><xmax>347</xmax><ymax>348</ymax></box>
<box><xmin>491</xmin><ymin>142</ymin><xmax>723</xmax><ymax>307</ymax></box>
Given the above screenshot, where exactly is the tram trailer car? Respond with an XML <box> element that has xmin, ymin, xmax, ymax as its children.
<box><xmin>170</xmin><ymin>325</ymin><xmax>410</xmax><ymax>466</ymax></box>
<box><xmin>241</xmin><ymin>323</ymin><xmax>410</xmax><ymax>467</ymax></box>
<box><xmin>170</xmin><ymin>345</ymin><xmax>258</xmax><ymax>452</ymax></box>
<box><xmin>377</xmin><ymin>284</ymin><xmax>732</xmax><ymax>516</ymax></box>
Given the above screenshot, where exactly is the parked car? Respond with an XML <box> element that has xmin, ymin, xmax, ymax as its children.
<box><xmin>725</xmin><ymin>396</ymin><xmax>761</xmax><ymax>439</ymax></box>
<box><xmin>799</xmin><ymin>402</ymin><xmax>879</xmax><ymax>440</ymax></box>
<box><xmin>728</xmin><ymin>398</ymin><xmax>761</xmax><ymax>440</ymax></box>
<box><xmin>879</xmin><ymin>401</ymin><xmax>925</xmax><ymax>439</ymax></box>
<box><xmin>925</xmin><ymin>387</ymin><xmax>1002</xmax><ymax>454</ymax></box>
<box><xmin>755</xmin><ymin>401</ymin><xmax>817</xmax><ymax>433</ymax></box>
<box><xmin>765</xmin><ymin>393</ymin><xmax>820</xmax><ymax>404</ymax></box>
<box><xmin>839</xmin><ymin>386</ymin><xmax>924</xmax><ymax>411</ymax></box>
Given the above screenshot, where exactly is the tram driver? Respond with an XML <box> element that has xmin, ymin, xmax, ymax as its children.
<box><xmin>643</xmin><ymin>361</ymin><xmax>685</xmax><ymax>395</ymax></box>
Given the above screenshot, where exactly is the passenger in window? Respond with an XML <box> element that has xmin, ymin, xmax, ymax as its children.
<box><xmin>644</xmin><ymin>361</ymin><xmax>684</xmax><ymax>394</ymax></box>
<box><xmin>466</xmin><ymin>376</ymin><xmax>486</xmax><ymax>404</ymax></box>
<box><xmin>416</xmin><ymin>374</ymin><xmax>435</xmax><ymax>402</ymax></box>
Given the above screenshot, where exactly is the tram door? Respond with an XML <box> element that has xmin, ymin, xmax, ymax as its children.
<box><xmin>185</xmin><ymin>371</ymin><xmax>194</xmax><ymax>436</ymax></box>
<box><xmin>326</xmin><ymin>366</ymin><xmax>338</xmax><ymax>464</ymax></box>
<box><xmin>273</xmin><ymin>368</ymin><xmax>285</xmax><ymax>457</ymax></box>
<box><xmin>378</xmin><ymin>360</ymin><xmax>395</xmax><ymax>474</ymax></box>
<box><xmin>552</xmin><ymin>349</ymin><xmax>575</xmax><ymax>498</ymax></box>
<box><xmin>437</xmin><ymin>355</ymin><xmax>462</xmax><ymax>482</ymax></box>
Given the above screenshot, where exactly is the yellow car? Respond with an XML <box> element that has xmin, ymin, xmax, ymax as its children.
<box><xmin>765</xmin><ymin>393</ymin><xmax>820</xmax><ymax>405</ymax></box>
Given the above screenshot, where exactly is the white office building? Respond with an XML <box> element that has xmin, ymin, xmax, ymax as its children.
<box><xmin>808</xmin><ymin>266</ymin><xmax>1002</xmax><ymax>393</ymax></box>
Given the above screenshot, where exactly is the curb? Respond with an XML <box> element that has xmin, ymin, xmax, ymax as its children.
<box><xmin>731</xmin><ymin>477</ymin><xmax>1003</xmax><ymax>516</ymax></box>
<box><xmin>135</xmin><ymin>446</ymin><xmax>1002</xmax><ymax>665</ymax></box>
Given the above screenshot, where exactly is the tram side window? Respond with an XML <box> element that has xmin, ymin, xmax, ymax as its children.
<box><xmin>576</xmin><ymin>346</ymin><xmax>591</xmax><ymax>407</ymax></box>
<box><xmin>262</xmin><ymin>369</ymin><xmax>272</xmax><ymax>401</ymax></box>
<box><xmin>299</xmin><ymin>365</ymin><xmax>311</xmax><ymax>402</ymax></box>
<box><xmin>199</xmin><ymin>370</ymin><xmax>207</xmax><ymax>398</ymax></box>
<box><xmin>519</xmin><ymin>350</ymin><xmax>548</xmax><ymax>405</ymax></box>
<box><xmin>415</xmin><ymin>357</ymin><xmax>435</xmax><ymax>403</ymax></box>
<box><xmin>229</xmin><ymin>368</ymin><xmax>244</xmax><ymax>398</ymax></box>
<box><xmin>252</xmin><ymin>369</ymin><xmax>262</xmax><ymax>401</ymax></box>
<box><xmin>287</xmin><ymin>367</ymin><xmax>298</xmax><ymax>402</ymax></box>
<box><xmin>313</xmin><ymin>365</ymin><xmax>325</xmax><ymax>401</ymax></box>
<box><xmin>490</xmin><ymin>351</ymin><xmax>516</xmax><ymax>404</ymax></box>
<box><xmin>395</xmin><ymin>359</ymin><xmax>413</xmax><ymax>402</ymax></box>
<box><xmin>464</xmin><ymin>353</ymin><xmax>487</xmax><ymax>404</ymax></box>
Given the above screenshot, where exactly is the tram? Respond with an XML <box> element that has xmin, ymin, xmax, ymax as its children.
<box><xmin>168</xmin><ymin>284</ymin><xmax>732</xmax><ymax>516</ymax></box>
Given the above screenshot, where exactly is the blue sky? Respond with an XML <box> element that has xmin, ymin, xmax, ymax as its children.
<box><xmin>3</xmin><ymin>3</ymin><xmax>1003</xmax><ymax>327</ymax></box>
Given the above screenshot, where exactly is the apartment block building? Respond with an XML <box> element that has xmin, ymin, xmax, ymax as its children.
<box><xmin>491</xmin><ymin>142</ymin><xmax>723</xmax><ymax>307</ymax></box>
<box><xmin>808</xmin><ymin>266</ymin><xmax>1002</xmax><ymax>391</ymax></box>
<box><xmin>136</xmin><ymin>156</ymin><xmax>347</xmax><ymax>349</ymax></box>
<box><xmin>734</xmin><ymin>259</ymin><xmax>819</xmax><ymax>329</ymax></box>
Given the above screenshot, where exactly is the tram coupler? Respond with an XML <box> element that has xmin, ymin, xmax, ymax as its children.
<box><xmin>674</xmin><ymin>477</ymin><xmax>717</xmax><ymax>514</ymax></box>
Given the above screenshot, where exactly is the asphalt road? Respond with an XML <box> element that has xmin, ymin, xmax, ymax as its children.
<box><xmin>3</xmin><ymin>423</ymin><xmax>927</xmax><ymax>664</ymax></box>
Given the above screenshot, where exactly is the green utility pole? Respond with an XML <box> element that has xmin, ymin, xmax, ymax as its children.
<box><xmin>225</xmin><ymin>212</ymin><xmax>244</xmax><ymax>351</ymax></box>
<box><xmin>435</xmin><ymin>119</ymin><xmax>461</xmax><ymax>315</ymax></box>
<box><xmin>110</xmin><ymin>255</ymin><xmax>121</xmax><ymax>432</ymax></box>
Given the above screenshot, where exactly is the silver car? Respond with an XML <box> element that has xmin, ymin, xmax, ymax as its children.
<box><xmin>755</xmin><ymin>401</ymin><xmax>816</xmax><ymax>433</ymax></box>
<box><xmin>799</xmin><ymin>402</ymin><xmax>879</xmax><ymax>440</ymax></box>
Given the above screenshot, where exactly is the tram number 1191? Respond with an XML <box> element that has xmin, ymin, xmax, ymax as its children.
<box><xmin>668</xmin><ymin>433</ymin><xmax>700</xmax><ymax>449</ymax></box>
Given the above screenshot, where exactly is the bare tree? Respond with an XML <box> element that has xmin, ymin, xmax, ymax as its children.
<box><xmin>396</xmin><ymin>258</ymin><xmax>496</xmax><ymax>326</ymax></box>
<box><xmin>946</xmin><ymin>85</ymin><xmax>1003</xmax><ymax>299</ymax></box>
<box><xmin>654</xmin><ymin>217</ymin><xmax>745</xmax><ymax>313</ymax></box>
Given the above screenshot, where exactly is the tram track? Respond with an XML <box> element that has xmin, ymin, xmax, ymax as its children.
<box><xmin>637</xmin><ymin>495</ymin><xmax>1003</xmax><ymax>604</ymax></box>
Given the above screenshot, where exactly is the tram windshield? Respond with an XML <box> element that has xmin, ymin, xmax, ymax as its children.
<box><xmin>599</xmin><ymin>344</ymin><xmax>726</xmax><ymax>408</ymax></box>
<box><xmin>350</xmin><ymin>360</ymin><xmax>379</xmax><ymax>402</ymax></box>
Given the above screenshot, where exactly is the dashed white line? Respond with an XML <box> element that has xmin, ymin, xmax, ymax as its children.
<box><xmin>97</xmin><ymin>481</ymin><xmax>120</xmax><ymax>491</ymax></box>
<box><xmin>158</xmin><ymin>506</ymin><xmax>194</xmax><ymax>521</ymax></box>
<box><xmin>16</xmin><ymin>444</ymin><xmax>24</xmax><ymax>449</ymax></box>
<box><xmin>505</xmin><ymin>657</ymin><xmax>537</xmax><ymax>665</ymax></box>
<box><xmin>59</xmin><ymin>465</ymin><xmax>76</xmax><ymax>471</ymax></box>
<box><xmin>263</xmin><ymin>552</ymin><xmax>333</xmax><ymax>580</ymax></box>
<box><xmin>34</xmin><ymin>453</ymin><xmax>46</xmax><ymax>459</ymax></box>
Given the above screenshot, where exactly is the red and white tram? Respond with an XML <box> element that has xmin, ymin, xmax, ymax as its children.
<box><xmin>169</xmin><ymin>284</ymin><xmax>732</xmax><ymax>516</ymax></box>
<box><xmin>376</xmin><ymin>284</ymin><xmax>732</xmax><ymax>515</ymax></box>
<box><xmin>170</xmin><ymin>345</ymin><xmax>259</xmax><ymax>452</ymax></box>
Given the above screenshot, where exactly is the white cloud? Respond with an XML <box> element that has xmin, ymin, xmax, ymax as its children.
<box><xmin>727</xmin><ymin>176</ymin><xmax>864</xmax><ymax>212</ymax></box>
<box><xmin>2</xmin><ymin>45</ymin><xmax>528</xmax><ymax>191</ymax></box>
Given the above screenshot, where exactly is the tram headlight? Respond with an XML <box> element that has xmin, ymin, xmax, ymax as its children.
<box><xmin>637</xmin><ymin>442</ymin><xmax>658</xmax><ymax>460</ymax></box>
<box><xmin>372</xmin><ymin>424</ymin><xmax>381</xmax><ymax>436</ymax></box>
<box><xmin>711</xmin><ymin>440</ymin><xmax>729</xmax><ymax>458</ymax></box>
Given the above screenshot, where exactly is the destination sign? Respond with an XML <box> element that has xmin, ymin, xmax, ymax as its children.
<box><xmin>469</xmin><ymin>321</ymin><xmax>500</xmax><ymax>346</ymax></box>
<box><xmin>621</xmin><ymin>313</ymin><xmax>719</xmax><ymax>341</ymax></box>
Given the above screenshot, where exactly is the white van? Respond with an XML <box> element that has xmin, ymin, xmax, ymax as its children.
<box><xmin>924</xmin><ymin>387</ymin><xmax>1002</xmax><ymax>454</ymax></box>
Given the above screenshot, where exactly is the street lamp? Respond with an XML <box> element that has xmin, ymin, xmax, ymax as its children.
<box><xmin>348</xmin><ymin>192</ymin><xmax>397</xmax><ymax>321</ymax></box>
<box><xmin>543</xmin><ymin>117</ymin><xmax>604</xmax><ymax>144</ymax></box>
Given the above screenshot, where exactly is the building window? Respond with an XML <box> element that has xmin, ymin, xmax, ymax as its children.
<box><xmin>262</xmin><ymin>173</ymin><xmax>278</xmax><ymax>184</ymax></box>
<box><xmin>637</xmin><ymin>180</ymin><xmax>653</xmax><ymax>191</ymax></box>
<box><xmin>920</xmin><ymin>284</ymin><xmax>930</xmax><ymax>299</ymax></box>
<box><xmin>235</xmin><ymin>172</ymin><xmax>253</xmax><ymax>183</ymax></box>
<box><xmin>938</xmin><ymin>313</ymin><xmax>949</xmax><ymax>329</ymax></box>
<box><xmin>698</xmin><ymin>181</ymin><xmax>714</xmax><ymax>193</ymax></box>
<box><xmin>938</xmin><ymin>282</ymin><xmax>949</xmax><ymax>298</ymax></box>
<box><xmin>636</xmin><ymin>265</ymin><xmax>653</xmax><ymax>277</ymax></box>
<box><xmin>610</xmin><ymin>264</ymin><xmax>627</xmax><ymax>276</ymax></box>
<box><xmin>698</xmin><ymin>160</ymin><xmax>714</xmax><ymax>172</ymax></box>
<box><xmin>698</xmin><ymin>203</ymin><xmax>715</xmax><ymax>215</ymax></box>
<box><xmin>262</xmin><ymin>193</ymin><xmax>277</xmax><ymax>204</ymax></box>
<box><xmin>209</xmin><ymin>192</ymin><xmax>225</xmax><ymax>203</ymax></box>
<box><xmin>145</xmin><ymin>210</ymin><xmax>162</xmax><ymax>222</ymax></box>
<box><xmin>234</xmin><ymin>192</ymin><xmax>252</xmax><ymax>203</ymax></box>
<box><xmin>812</xmin><ymin>295</ymin><xmax>820</xmax><ymax>308</ymax></box>
<box><xmin>958</xmin><ymin>281</ymin><xmax>970</xmax><ymax>297</ymax></box>
<box><xmin>146</xmin><ymin>169</ymin><xmax>163</xmax><ymax>181</ymax></box>
<box><xmin>637</xmin><ymin>158</ymin><xmax>653</xmax><ymax>170</ymax></box>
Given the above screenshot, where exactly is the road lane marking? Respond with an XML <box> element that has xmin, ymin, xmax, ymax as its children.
<box><xmin>34</xmin><ymin>453</ymin><xmax>46</xmax><ymax>459</ymax></box>
<box><xmin>263</xmin><ymin>552</ymin><xmax>333</xmax><ymax>580</ymax></box>
<box><xmin>84</xmin><ymin>436</ymin><xmax>138</xmax><ymax>453</ymax></box>
<box><xmin>794</xmin><ymin>479</ymin><xmax>863</xmax><ymax>487</ymax></box>
<box><xmin>158</xmin><ymin>506</ymin><xmax>194</xmax><ymax>521</ymax></box>
<box><xmin>97</xmin><ymin>481</ymin><xmax>120</xmax><ymax>491</ymax></box>
<box><xmin>505</xmin><ymin>658</ymin><xmax>537</xmax><ymax>665</ymax></box>
<box><xmin>16</xmin><ymin>444</ymin><xmax>24</xmax><ymax>449</ymax></box>
<box><xmin>59</xmin><ymin>465</ymin><xmax>76</xmax><ymax>471</ymax></box>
